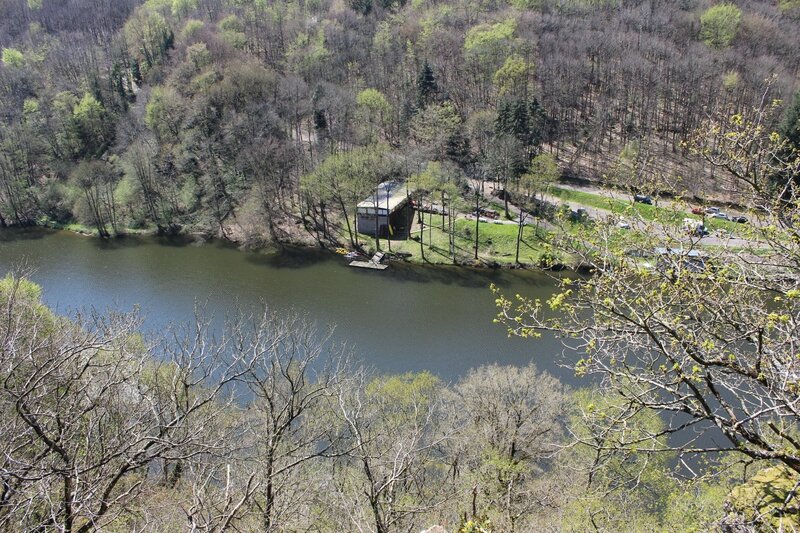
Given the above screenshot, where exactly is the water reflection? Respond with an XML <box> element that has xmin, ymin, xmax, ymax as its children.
<box><xmin>0</xmin><ymin>228</ymin><xmax>565</xmax><ymax>382</ymax></box>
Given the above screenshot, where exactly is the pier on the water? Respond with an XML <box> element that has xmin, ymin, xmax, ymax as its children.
<box><xmin>349</xmin><ymin>251</ymin><xmax>388</xmax><ymax>270</ymax></box>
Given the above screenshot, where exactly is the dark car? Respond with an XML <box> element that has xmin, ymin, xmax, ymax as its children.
<box><xmin>570</xmin><ymin>208</ymin><xmax>589</xmax><ymax>222</ymax></box>
<box><xmin>732</xmin><ymin>216</ymin><xmax>748</xmax><ymax>224</ymax></box>
<box><xmin>475</xmin><ymin>207</ymin><xmax>499</xmax><ymax>219</ymax></box>
<box><xmin>633</xmin><ymin>194</ymin><xmax>653</xmax><ymax>205</ymax></box>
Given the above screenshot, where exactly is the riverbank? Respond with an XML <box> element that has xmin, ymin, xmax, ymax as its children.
<box><xmin>19</xmin><ymin>212</ymin><xmax>569</xmax><ymax>272</ymax></box>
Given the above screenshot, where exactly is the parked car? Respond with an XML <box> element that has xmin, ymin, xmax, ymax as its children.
<box><xmin>705</xmin><ymin>206</ymin><xmax>720</xmax><ymax>214</ymax></box>
<box><xmin>633</xmin><ymin>194</ymin><xmax>653</xmax><ymax>205</ymax></box>
<box><xmin>683</xmin><ymin>218</ymin><xmax>708</xmax><ymax>237</ymax></box>
<box><xmin>475</xmin><ymin>207</ymin><xmax>499</xmax><ymax>219</ymax></box>
<box><xmin>617</xmin><ymin>219</ymin><xmax>631</xmax><ymax>230</ymax></box>
<box><xmin>570</xmin><ymin>208</ymin><xmax>590</xmax><ymax>222</ymax></box>
<box><xmin>731</xmin><ymin>216</ymin><xmax>748</xmax><ymax>224</ymax></box>
<box><xmin>691</xmin><ymin>207</ymin><xmax>703</xmax><ymax>215</ymax></box>
<box><xmin>710</xmin><ymin>212</ymin><xmax>729</xmax><ymax>220</ymax></box>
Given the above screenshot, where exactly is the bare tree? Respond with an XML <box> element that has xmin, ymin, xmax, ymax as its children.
<box><xmin>332</xmin><ymin>372</ymin><xmax>456</xmax><ymax>533</ymax></box>
<box><xmin>0</xmin><ymin>274</ymin><xmax>255</xmax><ymax>532</ymax></box>
<box><xmin>451</xmin><ymin>363</ymin><xmax>568</xmax><ymax>531</ymax></box>
<box><xmin>233</xmin><ymin>311</ymin><xmax>355</xmax><ymax>531</ymax></box>
<box><xmin>493</xmin><ymin>102</ymin><xmax>800</xmax><ymax>484</ymax></box>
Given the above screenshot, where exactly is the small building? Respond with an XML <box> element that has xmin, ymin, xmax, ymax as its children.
<box><xmin>356</xmin><ymin>181</ymin><xmax>413</xmax><ymax>237</ymax></box>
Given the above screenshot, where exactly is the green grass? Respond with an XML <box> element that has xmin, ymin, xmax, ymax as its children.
<box><xmin>547</xmin><ymin>187</ymin><xmax>742</xmax><ymax>232</ymax></box>
<box><xmin>37</xmin><ymin>217</ymin><xmax>156</xmax><ymax>237</ymax></box>
<box><xmin>356</xmin><ymin>217</ymin><xmax>550</xmax><ymax>265</ymax></box>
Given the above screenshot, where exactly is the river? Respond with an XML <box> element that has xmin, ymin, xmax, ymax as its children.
<box><xmin>0</xmin><ymin>229</ymin><xmax>570</xmax><ymax>383</ymax></box>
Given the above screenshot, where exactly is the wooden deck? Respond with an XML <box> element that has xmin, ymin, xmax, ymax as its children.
<box><xmin>348</xmin><ymin>260</ymin><xmax>389</xmax><ymax>270</ymax></box>
<box><xmin>348</xmin><ymin>251</ymin><xmax>389</xmax><ymax>270</ymax></box>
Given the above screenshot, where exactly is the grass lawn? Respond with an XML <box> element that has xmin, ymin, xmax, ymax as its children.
<box><xmin>356</xmin><ymin>217</ymin><xmax>551</xmax><ymax>265</ymax></box>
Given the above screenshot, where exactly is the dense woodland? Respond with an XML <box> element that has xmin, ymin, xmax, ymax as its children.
<box><xmin>3</xmin><ymin>0</ymin><xmax>800</xmax><ymax>530</ymax></box>
<box><xmin>0</xmin><ymin>0</ymin><xmax>798</xmax><ymax>243</ymax></box>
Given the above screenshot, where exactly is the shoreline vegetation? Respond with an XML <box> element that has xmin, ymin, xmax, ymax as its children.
<box><xmin>4</xmin><ymin>177</ymin><xmax>771</xmax><ymax>274</ymax></box>
<box><xmin>10</xmin><ymin>213</ymin><xmax>577</xmax><ymax>271</ymax></box>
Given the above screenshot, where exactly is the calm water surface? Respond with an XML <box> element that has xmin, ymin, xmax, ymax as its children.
<box><xmin>0</xmin><ymin>229</ymin><xmax>570</xmax><ymax>382</ymax></box>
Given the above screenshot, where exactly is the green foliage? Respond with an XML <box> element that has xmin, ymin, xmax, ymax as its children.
<box><xmin>302</xmin><ymin>145</ymin><xmax>391</xmax><ymax>246</ymax></box>
<box><xmin>457</xmin><ymin>515</ymin><xmax>494</xmax><ymax>532</ymax></box>
<box><xmin>356</xmin><ymin>88</ymin><xmax>391</xmax><ymax>143</ymax></box>
<box><xmin>495</xmin><ymin>98</ymin><xmax>545</xmax><ymax>151</ymax></box>
<box><xmin>662</xmin><ymin>479</ymin><xmax>730</xmax><ymax>532</ymax></box>
<box><xmin>416</xmin><ymin>60</ymin><xmax>438</xmax><ymax>108</ymax></box>
<box><xmin>492</xmin><ymin>54</ymin><xmax>530</xmax><ymax>97</ymax></box>
<box><xmin>520</xmin><ymin>152</ymin><xmax>558</xmax><ymax>200</ymax></box>
<box><xmin>219</xmin><ymin>14</ymin><xmax>244</xmax><ymax>33</ymax></box>
<box><xmin>726</xmin><ymin>466</ymin><xmax>800</xmax><ymax>530</ymax></box>
<box><xmin>366</xmin><ymin>371</ymin><xmax>440</xmax><ymax>407</ymax></box>
<box><xmin>221</xmin><ymin>29</ymin><xmax>248</xmax><ymax>49</ymax></box>
<box><xmin>559</xmin><ymin>390</ymin><xmax>678</xmax><ymax>531</ymax></box>
<box><xmin>0</xmin><ymin>275</ymin><xmax>54</xmax><ymax>333</ymax></box>
<box><xmin>700</xmin><ymin>3</ymin><xmax>742</xmax><ymax>49</ymax></box>
<box><xmin>464</xmin><ymin>20</ymin><xmax>517</xmax><ymax>56</ymax></box>
<box><xmin>349</xmin><ymin>0</ymin><xmax>372</xmax><ymax>15</ymax></box>
<box><xmin>144</xmin><ymin>0</ymin><xmax>172</xmax><ymax>12</ymax></box>
<box><xmin>71</xmin><ymin>93</ymin><xmax>110</xmax><ymax>157</ymax></box>
<box><xmin>171</xmin><ymin>0</ymin><xmax>196</xmax><ymax>17</ymax></box>
<box><xmin>145</xmin><ymin>86</ymin><xmax>184</xmax><ymax>141</ymax></box>
<box><xmin>778</xmin><ymin>0</ymin><xmax>800</xmax><ymax>18</ymax></box>
<box><xmin>0</xmin><ymin>274</ymin><xmax>42</xmax><ymax>307</ymax></box>
<box><xmin>722</xmin><ymin>70</ymin><xmax>740</xmax><ymax>91</ymax></box>
<box><xmin>411</xmin><ymin>101</ymin><xmax>465</xmax><ymax>161</ymax></box>
<box><xmin>287</xmin><ymin>29</ymin><xmax>329</xmax><ymax>75</ymax></box>
<box><xmin>73</xmin><ymin>92</ymin><xmax>103</xmax><ymax>122</ymax></box>
<box><xmin>124</xmin><ymin>7</ymin><xmax>173</xmax><ymax>73</ymax></box>
<box><xmin>507</xmin><ymin>0</ymin><xmax>539</xmax><ymax>9</ymax></box>
<box><xmin>185</xmin><ymin>42</ymin><xmax>211</xmax><ymax>71</ymax></box>
<box><xmin>22</xmin><ymin>98</ymin><xmax>39</xmax><ymax>116</ymax></box>
<box><xmin>1</xmin><ymin>48</ymin><xmax>25</xmax><ymax>68</ymax></box>
<box><xmin>356</xmin><ymin>88</ymin><xmax>390</xmax><ymax>113</ymax></box>
<box><xmin>528</xmin><ymin>152</ymin><xmax>558</xmax><ymax>182</ymax></box>
<box><xmin>464</xmin><ymin>20</ymin><xmax>517</xmax><ymax>69</ymax></box>
<box><xmin>180</xmin><ymin>19</ymin><xmax>204</xmax><ymax>41</ymax></box>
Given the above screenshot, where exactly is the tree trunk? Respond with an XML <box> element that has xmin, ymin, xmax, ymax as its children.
<box><xmin>474</xmin><ymin>188</ymin><xmax>480</xmax><ymax>260</ymax></box>
<box><xmin>337</xmin><ymin>197</ymin><xmax>355</xmax><ymax>247</ymax></box>
<box><xmin>263</xmin><ymin>451</ymin><xmax>275</xmax><ymax>531</ymax></box>
<box><xmin>503</xmin><ymin>181</ymin><xmax>510</xmax><ymax>219</ymax></box>
<box><xmin>515</xmin><ymin>212</ymin><xmax>524</xmax><ymax>265</ymax></box>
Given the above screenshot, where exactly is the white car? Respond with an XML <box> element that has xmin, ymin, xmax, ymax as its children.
<box><xmin>710</xmin><ymin>212</ymin><xmax>729</xmax><ymax>220</ymax></box>
<box><xmin>617</xmin><ymin>219</ymin><xmax>631</xmax><ymax>229</ymax></box>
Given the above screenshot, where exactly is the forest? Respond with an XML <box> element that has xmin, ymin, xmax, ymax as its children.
<box><xmin>2</xmin><ymin>0</ymin><xmax>800</xmax><ymax>530</ymax></box>
<box><xmin>0</xmin><ymin>0</ymin><xmax>798</xmax><ymax>244</ymax></box>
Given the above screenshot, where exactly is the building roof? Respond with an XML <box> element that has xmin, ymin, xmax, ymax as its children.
<box><xmin>357</xmin><ymin>181</ymin><xmax>409</xmax><ymax>214</ymax></box>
